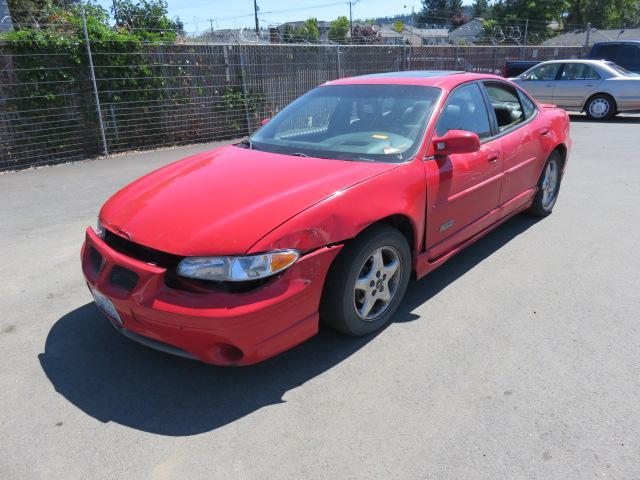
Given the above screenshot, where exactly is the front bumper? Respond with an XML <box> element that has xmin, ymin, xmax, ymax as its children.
<box><xmin>81</xmin><ymin>228</ymin><xmax>341</xmax><ymax>365</ymax></box>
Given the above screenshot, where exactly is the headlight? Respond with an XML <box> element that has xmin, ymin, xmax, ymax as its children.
<box><xmin>94</xmin><ymin>218</ymin><xmax>106</xmax><ymax>239</ymax></box>
<box><xmin>177</xmin><ymin>250</ymin><xmax>300</xmax><ymax>282</ymax></box>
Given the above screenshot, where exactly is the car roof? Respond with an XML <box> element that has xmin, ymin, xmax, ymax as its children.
<box><xmin>592</xmin><ymin>40</ymin><xmax>640</xmax><ymax>45</ymax></box>
<box><xmin>324</xmin><ymin>70</ymin><xmax>505</xmax><ymax>88</ymax></box>
<box><xmin>532</xmin><ymin>59</ymin><xmax>610</xmax><ymax>66</ymax></box>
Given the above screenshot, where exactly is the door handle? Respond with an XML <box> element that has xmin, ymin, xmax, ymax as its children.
<box><xmin>488</xmin><ymin>154</ymin><xmax>499</xmax><ymax>163</ymax></box>
<box><xmin>540</xmin><ymin>128</ymin><xmax>550</xmax><ymax>136</ymax></box>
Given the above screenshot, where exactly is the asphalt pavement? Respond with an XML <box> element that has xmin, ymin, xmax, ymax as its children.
<box><xmin>1</xmin><ymin>115</ymin><xmax>639</xmax><ymax>479</ymax></box>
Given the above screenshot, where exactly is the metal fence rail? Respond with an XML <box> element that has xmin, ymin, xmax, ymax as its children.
<box><xmin>0</xmin><ymin>42</ymin><xmax>584</xmax><ymax>172</ymax></box>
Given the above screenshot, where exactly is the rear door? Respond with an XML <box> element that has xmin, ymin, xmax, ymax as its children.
<box><xmin>482</xmin><ymin>81</ymin><xmax>548</xmax><ymax>207</ymax></box>
<box><xmin>552</xmin><ymin>62</ymin><xmax>603</xmax><ymax>109</ymax></box>
<box><xmin>516</xmin><ymin>63</ymin><xmax>562</xmax><ymax>103</ymax></box>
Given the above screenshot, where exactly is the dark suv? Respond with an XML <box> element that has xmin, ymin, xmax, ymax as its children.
<box><xmin>588</xmin><ymin>41</ymin><xmax>640</xmax><ymax>73</ymax></box>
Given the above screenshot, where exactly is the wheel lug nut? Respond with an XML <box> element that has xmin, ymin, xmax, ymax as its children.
<box><xmin>370</xmin><ymin>281</ymin><xmax>375</xmax><ymax>287</ymax></box>
<box><xmin>376</xmin><ymin>271</ymin><xmax>381</xmax><ymax>278</ymax></box>
<box><xmin>380</xmin><ymin>286</ymin><xmax>384</xmax><ymax>292</ymax></box>
<box><xmin>371</xmin><ymin>290</ymin><xmax>376</xmax><ymax>296</ymax></box>
<box><xmin>383</xmin><ymin>274</ymin><xmax>386</xmax><ymax>280</ymax></box>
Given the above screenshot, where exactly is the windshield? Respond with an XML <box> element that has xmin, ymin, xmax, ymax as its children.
<box><xmin>249</xmin><ymin>84</ymin><xmax>441</xmax><ymax>163</ymax></box>
<box><xmin>605</xmin><ymin>61</ymin><xmax>640</xmax><ymax>76</ymax></box>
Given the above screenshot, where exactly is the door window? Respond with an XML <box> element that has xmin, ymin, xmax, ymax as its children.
<box><xmin>484</xmin><ymin>83</ymin><xmax>525</xmax><ymax>132</ymax></box>
<box><xmin>560</xmin><ymin>63</ymin><xmax>601</xmax><ymax>80</ymax></box>
<box><xmin>517</xmin><ymin>90</ymin><xmax>537</xmax><ymax>119</ymax></box>
<box><xmin>522</xmin><ymin>63</ymin><xmax>561</xmax><ymax>81</ymax></box>
<box><xmin>435</xmin><ymin>83</ymin><xmax>492</xmax><ymax>140</ymax></box>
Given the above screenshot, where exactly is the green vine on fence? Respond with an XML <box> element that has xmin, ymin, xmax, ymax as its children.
<box><xmin>0</xmin><ymin>0</ymin><xmax>265</xmax><ymax>163</ymax></box>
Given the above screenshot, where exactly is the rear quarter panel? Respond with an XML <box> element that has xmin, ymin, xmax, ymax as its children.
<box><xmin>600</xmin><ymin>78</ymin><xmax>640</xmax><ymax>111</ymax></box>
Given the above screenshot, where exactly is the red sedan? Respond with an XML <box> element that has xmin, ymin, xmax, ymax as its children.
<box><xmin>81</xmin><ymin>71</ymin><xmax>570</xmax><ymax>365</ymax></box>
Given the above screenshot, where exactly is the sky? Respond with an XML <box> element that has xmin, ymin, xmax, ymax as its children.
<box><xmin>94</xmin><ymin>0</ymin><xmax>471</xmax><ymax>32</ymax></box>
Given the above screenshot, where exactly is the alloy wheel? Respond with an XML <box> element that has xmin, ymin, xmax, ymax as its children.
<box><xmin>353</xmin><ymin>246</ymin><xmax>402</xmax><ymax>321</ymax></box>
<box><xmin>541</xmin><ymin>159</ymin><xmax>559</xmax><ymax>210</ymax></box>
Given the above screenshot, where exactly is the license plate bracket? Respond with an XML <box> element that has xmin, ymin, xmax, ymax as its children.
<box><xmin>89</xmin><ymin>286</ymin><xmax>123</xmax><ymax>327</ymax></box>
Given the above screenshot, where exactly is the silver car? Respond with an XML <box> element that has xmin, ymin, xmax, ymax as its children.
<box><xmin>512</xmin><ymin>59</ymin><xmax>640</xmax><ymax>120</ymax></box>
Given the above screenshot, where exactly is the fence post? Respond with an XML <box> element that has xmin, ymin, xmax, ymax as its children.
<box><xmin>585</xmin><ymin>23</ymin><xmax>591</xmax><ymax>52</ymax></box>
<box><xmin>336</xmin><ymin>44</ymin><xmax>342</xmax><ymax>77</ymax></box>
<box><xmin>521</xmin><ymin>19</ymin><xmax>529</xmax><ymax>60</ymax></box>
<box><xmin>493</xmin><ymin>46</ymin><xmax>498</xmax><ymax>73</ymax></box>
<box><xmin>80</xmin><ymin>1</ymin><xmax>108</xmax><ymax>156</ymax></box>
<box><xmin>238</xmin><ymin>47</ymin><xmax>252</xmax><ymax>135</ymax></box>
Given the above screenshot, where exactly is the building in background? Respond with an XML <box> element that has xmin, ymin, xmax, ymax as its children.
<box><xmin>449</xmin><ymin>18</ymin><xmax>484</xmax><ymax>44</ymax></box>
<box><xmin>377</xmin><ymin>25</ymin><xmax>449</xmax><ymax>45</ymax></box>
<box><xmin>542</xmin><ymin>28</ymin><xmax>640</xmax><ymax>47</ymax></box>
<box><xmin>0</xmin><ymin>0</ymin><xmax>12</xmax><ymax>32</ymax></box>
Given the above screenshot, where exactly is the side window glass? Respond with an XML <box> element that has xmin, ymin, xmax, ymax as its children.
<box><xmin>523</xmin><ymin>63</ymin><xmax>560</xmax><ymax>81</ymax></box>
<box><xmin>435</xmin><ymin>83</ymin><xmax>491</xmax><ymax>140</ymax></box>
<box><xmin>484</xmin><ymin>83</ymin><xmax>526</xmax><ymax>132</ymax></box>
<box><xmin>561</xmin><ymin>63</ymin><xmax>584</xmax><ymax>80</ymax></box>
<box><xmin>517</xmin><ymin>90</ymin><xmax>537</xmax><ymax>119</ymax></box>
<box><xmin>583</xmin><ymin>66</ymin><xmax>601</xmax><ymax>80</ymax></box>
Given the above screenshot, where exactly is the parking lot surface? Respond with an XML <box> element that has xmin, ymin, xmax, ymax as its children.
<box><xmin>1</xmin><ymin>115</ymin><xmax>639</xmax><ymax>479</ymax></box>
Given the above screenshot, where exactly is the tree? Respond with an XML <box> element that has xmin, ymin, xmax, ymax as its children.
<box><xmin>112</xmin><ymin>0</ymin><xmax>183</xmax><ymax>41</ymax></box>
<box><xmin>328</xmin><ymin>15</ymin><xmax>349</xmax><ymax>43</ymax></box>
<box><xmin>472</xmin><ymin>0</ymin><xmax>492</xmax><ymax>18</ymax></box>
<box><xmin>303</xmin><ymin>17</ymin><xmax>320</xmax><ymax>42</ymax></box>
<box><xmin>416</xmin><ymin>0</ymin><xmax>466</xmax><ymax>27</ymax></box>
<box><xmin>393</xmin><ymin>20</ymin><xmax>404</xmax><ymax>32</ymax></box>
<box><xmin>8</xmin><ymin>0</ymin><xmax>74</xmax><ymax>27</ymax></box>
<box><xmin>566</xmin><ymin>0</ymin><xmax>640</xmax><ymax>28</ymax></box>
<box><xmin>352</xmin><ymin>24</ymin><xmax>382</xmax><ymax>44</ymax></box>
<box><xmin>283</xmin><ymin>18</ymin><xmax>320</xmax><ymax>43</ymax></box>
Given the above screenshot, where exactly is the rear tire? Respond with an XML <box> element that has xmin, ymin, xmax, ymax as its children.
<box><xmin>585</xmin><ymin>94</ymin><xmax>616</xmax><ymax>120</ymax></box>
<box><xmin>320</xmin><ymin>224</ymin><xmax>411</xmax><ymax>336</ymax></box>
<box><xmin>527</xmin><ymin>151</ymin><xmax>563</xmax><ymax>217</ymax></box>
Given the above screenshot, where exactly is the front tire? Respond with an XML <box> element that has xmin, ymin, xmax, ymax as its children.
<box><xmin>528</xmin><ymin>151</ymin><xmax>563</xmax><ymax>217</ymax></box>
<box><xmin>585</xmin><ymin>94</ymin><xmax>616</xmax><ymax>120</ymax></box>
<box><xmin>320</xmin><ymin>224</ymin><xmax>411</xmax><ymax>336</ymax></box>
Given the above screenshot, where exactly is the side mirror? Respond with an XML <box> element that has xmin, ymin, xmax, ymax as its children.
<box><xmin>432</xmin><ymin>130</ymin><xmax>480</xmax><ymax>156</ymax></box>
<box><xmin>260</xmin><ymin>117</ymin><xmax>271</xmax><ymax>126</ymax></box>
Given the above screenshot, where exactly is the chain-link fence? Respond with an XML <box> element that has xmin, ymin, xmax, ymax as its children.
<box><xmin>1</xmin><ymin>37</ymin><xmax>585</xmax><ymax>172</ymax></box>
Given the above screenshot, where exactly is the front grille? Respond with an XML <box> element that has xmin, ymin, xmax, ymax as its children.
<box><xmin>104</xmin><ymin>230</ymin><xmax>182</xmax><ymax>269</ymax></box>
<box><xmin>109</xmin><ymin>265</ymin><xmax>139</xmax><ymax>291</ymax></box>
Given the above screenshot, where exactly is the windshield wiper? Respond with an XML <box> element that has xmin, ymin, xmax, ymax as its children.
<box><xmin>292</xmin><ymin>152</ymin><xmax>309</xmax><ymax>157</ymax></box>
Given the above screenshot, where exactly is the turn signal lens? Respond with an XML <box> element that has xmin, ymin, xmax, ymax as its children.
<box><xmin>177</xmin><ymin>250</ymin><xmax>300</xmax><ymax>282</ymax></box>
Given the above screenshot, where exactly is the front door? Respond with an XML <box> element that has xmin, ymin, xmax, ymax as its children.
<box><xmin>424</xmin><ymin>82</ymin><xmax>502</xmax><ymax>258</ymax></box>
<box><xmin>516</xmin><ymin>62</ymin><xmax>562</xmax><ymax>104</ymax></box>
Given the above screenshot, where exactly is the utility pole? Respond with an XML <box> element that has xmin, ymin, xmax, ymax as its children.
<box><xmin>209</xmin><ymin>18</ymin><xmax>214</xmax><ymax>33</ymax></box>
<box><xmin>585</xmin><ymin>22</ymin><xmax>591</xmax><ymax>50</ymax></box>
<box><xmin>254</xmin><ymin>0</ymin><xmax>259</xmax><ymax>36</ymax></box>
<box><xmin>347</xmin><ymin>0</ymin><xmax>356</xmax><ymax>40</ymax></box>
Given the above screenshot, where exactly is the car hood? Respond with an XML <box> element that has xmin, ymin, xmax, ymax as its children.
<box><xmin>100</xmin><ymin>145</ymin><xmax>398</xmax><ymax>256</ymax></box>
